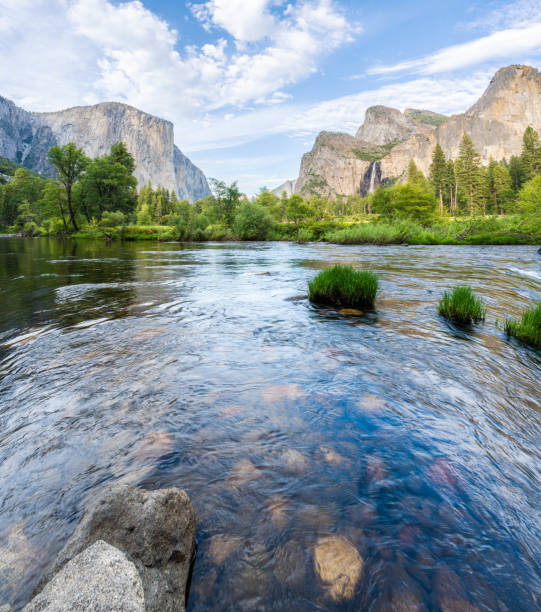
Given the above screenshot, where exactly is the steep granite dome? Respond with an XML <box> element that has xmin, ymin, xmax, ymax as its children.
<box><xmin>0</xmin><ymin>97</ymin><xmax>210</xmax><ymax>202</ymax></box>
<box><xmin>294</xmin><ymin>65</ymin><xmax>541</xmax><ymax>198</ymax></box>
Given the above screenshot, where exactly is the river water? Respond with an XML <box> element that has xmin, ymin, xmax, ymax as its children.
<box><xmin>0</xmin><ymin>238</ymin><xmax>539</xmax><ymax>611</ymax></box>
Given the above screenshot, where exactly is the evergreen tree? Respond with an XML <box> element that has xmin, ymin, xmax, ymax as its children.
<box><xmin>456</xmin><ymin>134</ymin><xmax>481</xmax><ymax>215</ymax></box>
<box><xmin>429</xmin><ymin>144</ymin><xmax>447</xmax><ymax>215</ymax></box>
<box><xmin>520</xmin><ymin>126</ymin><xmax>541</xmax><ymax>181</ymax></box>
<box><xmin>446</xmin><ymin>159</ymin><xmax>457</xmax><ymax>214</ymax></box>
<box><xmin>407</xmin><ymin>159</ymin><xmax>426</xmax><ymax>187</ymax></box>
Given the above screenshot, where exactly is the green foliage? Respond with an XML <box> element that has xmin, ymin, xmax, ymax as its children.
<box><xmin>516</xmin><ymin>175</ymin><xmax>541</xmax><ymax>214</ymax></box>
<box><xmin>233</xmin><ymin>202</ymin><xmax>274</xmax><ymax>240</ymax></box>
<box><xmin>100</xmin><ymin>210</ymin><xmax>126</xmax><ymax>227</ymax></box>
<box><xmin>308</xmin><ymin>265</ymin><xmax>378</xmax><ymax>308</ymax></box>
<box><xmin>372</xmin><ymin>183</ymin><xmax>437</xmax><ymax>223</ymax></box>
<box><xmin>409</xmin><ymin>111</ymin><xmax>447</xmax><ymax>126</ymax></box>
<box><xmin>78</xmin><ymin>143</ymin><xmax>137</xmax><ymax>220</ymax></box>
<box><xmin>352</xmin><ymin>141</ymin><xmax>399</xmax><ymax>163</ymax></box>
<box><xmin>456</xmin><ymin>134</ymin><xmax>482</xmax><ymax>215</ymax></box>
<box><xmin>520</xmin><ymin>126</ymin><xmax>541</xmax><ymax>182</ymax></box>
<box><xmin>286</xmin><ymin>194</ymin><xmax>315</xmax><ymax>223</ymax></box>
<box><xmin>438</xmin><ymin>286</ymin><xmax>486</xmax><ymax>324</ymax></box>
<box><xmin>505</xmin><ymin>303</ymin><xmax>541</xmax><ymax>349</ymax></box>
<box><xmin>48</xmin><ymin>143</ymin><xmax>90</xmax><ymax>231</ymax></box>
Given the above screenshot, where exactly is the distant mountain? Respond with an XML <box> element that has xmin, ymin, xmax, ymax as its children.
<box><xmin>294</xmin><ymin>65</ymin><xmax>541</xmax><ymax>197</ymax></box>
<box><xmin>0</xmin><ymin>97</ymin><xmax>210</xmax><ymax>202</ymax></box>
<box><xmin>271</xmin><ymin>180</ymin><xmax>296</xmax><ymax>197</ymax></box>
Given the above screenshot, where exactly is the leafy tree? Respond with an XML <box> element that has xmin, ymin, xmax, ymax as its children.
<box><xmin>48</xmin><ymin>143</ymin><xmax>90</xmax><ymax>231</ymax></box>
<box><xmin>430</xmin><ymin>144</ymin><xmax>447</xmax><ymax>215</ymax></box>
<box><xmin>40</xmin><ymin>180</ymin><xmax>68</xmax><ymax>230</ymax></box>
<box><xmin>79</xmin><ymin>143</ymin><xmax>137</xmax><ymax>220</ymax></box>
<box><xmin>233</xmin><ymin>202</ymin><xmax>274</xmax><ymax>239</ymax></box>
<box><xmin>456</xmin><ymin>134</ymin><xmax>481</xmax><ymax>215</ymax></box>
<box><xmin>516</xmin><ymin>175</ymin><xmax>541</xmax><ymax>214</ymax></box>
<box><xmin>286</xmin><ymin>194</ymin><xmax>314</xmax><ymax>224</ymax></box>
<box><xmin>373</xmin><ymin>183</ymin><xmax>437</xmax><ymax>223</ymax></box>
<box><xmin>209</xmin><ymin>179</ymin><xmax>243</xmax><ymax>226</ymax></box>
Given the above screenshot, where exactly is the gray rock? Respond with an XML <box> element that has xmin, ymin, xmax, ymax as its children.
<box><xmin>35</xmin><ymin>486</ymin><xmax>196</xmax><ymax>612</ymax></box>
<box><xmin>294</xmin><ymin>65</ymin><xmax>541</xmax><ymax>198</ymax></box>
<box><xmin>0</xmin><ymin>96</ymin><xmax>210</xmax><ymax>202</ymax></box>
<box><xmin>24</xmin><ymin>540</ymin><xmax>144</xmax><ymax>612</ymax></box>
<box><xmin>0</xmin><ymin>604</ymin><xmax>12</xmax><ymax>611</ymax></box>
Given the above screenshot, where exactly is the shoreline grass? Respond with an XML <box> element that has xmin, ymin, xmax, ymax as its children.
<box><xmin>308</xmin><ymin>265</ymin><xmax>378</xmax><ymax>308</ymax></box>
<box><xmin>504</xmin><ymin>303</ymin><xmax>541</xmax><ymax>349</ymax></box>
<box><xmin>438</xmin><ymin>286</ymin><xmax>486</xmax><ymax>324</ymax></box>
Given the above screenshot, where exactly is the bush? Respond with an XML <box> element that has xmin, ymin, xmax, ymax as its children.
<box><xmin>308</xmin><ymin>265</ymin><xmax>378</xmax><ymax>308</ymax></box>
<box><xmin>100</xmin><ymin>210</ymin><xmax>126</xmax><ymax>227</ymax></box>
<box><xmin>438</xmin><ymin>286</ymin><xmax>486</xmax><ymax>324</ymax></box>
<box><xmin>233</xmin><ymin>202</ymin><xmax>274</xmax><ymax>240</ymax></box>
<box><xmin>296</xmin><ymin>228</ymin><xmax>314</xmax><ymax>243</ymax></box>
<box><xmin>504</xmin><ymin>303</ymin><xmax>541</xmax><ymax>349</ymax></box>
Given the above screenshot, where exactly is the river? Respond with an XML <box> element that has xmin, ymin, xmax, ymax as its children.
<box><xmin>0</xmin><ymin>238</ymin><xmax>539</xmax><ymax>610</ymax></box>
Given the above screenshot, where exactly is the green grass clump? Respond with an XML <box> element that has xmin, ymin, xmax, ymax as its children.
<box><xmin>504</xmin><ymin>303</ymin><xmax>541</xmax><ymax>349</ymax></box>
<box><xmin>308</xmin><ymin>265</ymin><xmax>378</xmax><ymax>308</ymax></box>
<box><xmin>438</xmin><ymin>286</ymin><xmax>486</xmax><ymax>324</ymax></box>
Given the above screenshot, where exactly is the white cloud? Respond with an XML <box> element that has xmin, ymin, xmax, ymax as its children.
<box><xmin>368</xmin><ymin>22</ymin><xmax>541</xmax><ymax>76</ymax></box>
<box><xmin>0</xmin><ymin>0</ymin><xmax>355</xmax><ymax>117</ymax></box>
<box><xmin>191</xmin><ymin>0</ymin><xmax>277</xmax><ymax>43</ymax></box>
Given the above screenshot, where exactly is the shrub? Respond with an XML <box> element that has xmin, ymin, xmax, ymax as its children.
<box><xmin>504</xmin><ymin>303</ymin><xmax>541</xmax><ymax>349</ymax></box>
<box><xmin>438</xmin><ymin>286</ymin><xmax>486</xmax><ymax>324</ymax></box>
<box><xmin>100</xmin><ymin>210</ymin><xmax>126</xmax><ymax>227</ymax></box>
<box><xmin>233</xmin><ymin>202</ymin><xmax>274</xmax><ymax>240</ymax></box>
<box><xmin>308</xmin><ymin>265</ymin><xmax>378</xmax><ymax>308</ymax></box>
<box><xmin>296</xmin><ymin>228</ymin><xmax>314</xmax><ymax>243</ymax></box>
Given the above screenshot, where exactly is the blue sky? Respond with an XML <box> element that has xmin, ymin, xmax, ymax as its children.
<box><xmin>1</xmin><ymin>0</ymin><xmax>541</xmax><ymax>193</ymax></box>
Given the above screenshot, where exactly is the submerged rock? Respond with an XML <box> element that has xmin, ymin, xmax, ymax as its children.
<box><xmin>313</xmin><ymin>536</ymin><xmax>363</xmax><ymax>602</ymax></box>
<box><xmin>227</xmin><ymin>459</ymin><xmax>261</xmax><ymax>487</ymax></box>
<box><xmin>358</xmin><ymin>393</ymin><xmax>388</xmax><ymax>412</ymax></box>
<box><xmin>24</xmin><ymin>541</ymin><xmax>144</xmax><ymax>612</ymax></box>
<box><xmin>280</xmin><ymin>448</ymin><xmax>310</xmax><ymax>473</ymax></box>
<box><xmin>318</xmin><ymin>445</ymin><xmax>346</xmax><ymax>466</ymax></box>
<box><xmin>273</xmin><ymin>540</ymin><xmax>306</xmax><ymax>586</ymax></box>
<box><xmin>207</xmin><ymin>535</ymin><xmax>243</xmax><ymax>565</ymax></box>
<box><xmin>34</xmin><ymin>485</ymin><xmax>195</xmax><ymax>612</ymax></box>
<box><xmin>339</xmin><ymin>308</ymin><xmax>364</xmax><ymax>316</ymax></box>
<box><xmin>427</xmin><ymin>457</ymin><xmax>458</xmax><ymax>488</ymax></box>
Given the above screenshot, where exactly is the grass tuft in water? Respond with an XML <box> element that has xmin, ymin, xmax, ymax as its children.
<box><xmin>504</xmin><ymin>303</ymin><xmax>541</xmax><ymax>349</ymax></box>
<box><xmin>308</xmin><ymin>265</ymin><xmax>378</xmax><ymax>308</ymax></box>
<box><xmin>438</xmin><ymin>286</ymin><xmax>486</xmax><ymax>324</ymax></box>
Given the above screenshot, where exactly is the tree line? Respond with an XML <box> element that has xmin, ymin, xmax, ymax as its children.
<box><xmin>0</xmin><ymin>126</ymin><xmax>539</xmax><ymax>240</ymax></box>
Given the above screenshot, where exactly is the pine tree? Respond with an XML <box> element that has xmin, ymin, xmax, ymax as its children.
<box><xmin>520</xmin><ymin>126</ymin><xmax>541</xmax><ymax>181</ymax></box>
<box><xmin>407</xmin><ymin>159</ymin><xmax>426</xmax><ymax>187</ymax></box>
<box><xmin>456</xmin><ymin>133</ymin><xmax>481</xmax><ymax>215</ymax></box>
<box><xmin>429</xmin><ymin>144</ymin><xmax>447</xmax><ymax>215</ymax></box>
<box><xmin>446</xmin><ymin>159</ymin><xmax>457</xmax><ymax>214</ymax></box>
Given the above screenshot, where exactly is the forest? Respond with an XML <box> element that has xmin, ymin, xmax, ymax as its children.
<box><xmin>1</xmin><ymin>128</ymin><xmax>540</xmax><ymax>245</ymax></box>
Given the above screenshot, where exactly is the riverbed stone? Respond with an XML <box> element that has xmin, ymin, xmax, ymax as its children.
<box><xmin>35</xmin><ymin>485</ymin><xmax>196</xmax><ymax>612</ymax></box>
<box><xmin>207</xmin><ymin>534</ymin><xmax>243</xmax><ymax>565</ymax></box>
<box><xmin>24</xmin><ymin>540</ymin><xmax>145</xmax><ymax>612</ymax></box>
<box><xmin>227</xmin><ymin>459</ymin><xmax>261</xmax><ymax>487</ymax></box>
<box><xmin>280</xmin><ymin>448</ymin><xmax>310</xmax><ymax>473</ymax></box>
<box><xmin>273</xmin><ymin>540</ymin><xmax>306</xmax><ymax>586</ymax></box>
<box><xmin>313</xmin><ymin>536</ymin><xmax>363</xmax><ymax>602</ymax></box>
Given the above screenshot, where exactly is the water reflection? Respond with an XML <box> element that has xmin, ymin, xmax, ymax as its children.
<box><xmin>0</xmin><ymin>238</ymin><xmax>539</xmax><ymax>610</ymax></box>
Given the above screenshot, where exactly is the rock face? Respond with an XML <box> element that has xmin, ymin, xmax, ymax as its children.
<box><xmin>0</xmin><ymin>96</ymin><xmax>210</xmax><ymax>202</ymax></box>
<box><xmin>295</xmin><ymin>65</ymin><xmax>541</xmax><ymax>197</ymax></box>
<box><xmin>24</xmin><ymin>540</ymin><xmax>145</xmax><ymax>612</ymax></box>
<box><xmin>34</xmin><ymin>485</ymin><xmax>196</xmax><ymax>612</ymax></box>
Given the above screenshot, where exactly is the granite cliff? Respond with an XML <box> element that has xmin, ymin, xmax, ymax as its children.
<box><xmin>293</xmin><ymin>65</ymin><xmax>541</xmax><ymax>198</ymax></box>
<box><xmin>0</xmin><ymin>97</ymin><xmax>210</xmax><ymax>202</ymax></box>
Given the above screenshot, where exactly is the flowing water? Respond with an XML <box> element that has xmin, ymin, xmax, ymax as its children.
<box><xmin>0</xmin><ymin>238</ymin><xmax>540</xmax><ymax>611</ymax></box>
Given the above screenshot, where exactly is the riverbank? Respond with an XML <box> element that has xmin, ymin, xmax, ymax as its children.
<box><xmin>4</xmin><ymin>214</ymin><xmax>541</xmax><ymax>245</ymax></box>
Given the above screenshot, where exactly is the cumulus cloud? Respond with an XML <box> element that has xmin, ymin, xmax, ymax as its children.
<box><xmin>0</xmin><ymin>0</ymin><xmax>356</xmax><ymax>116</ymax></box>
<box><xmin>191</xmin><ymin>0</ymin><xmax>277</xmax><ymax>43</ymax></box>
